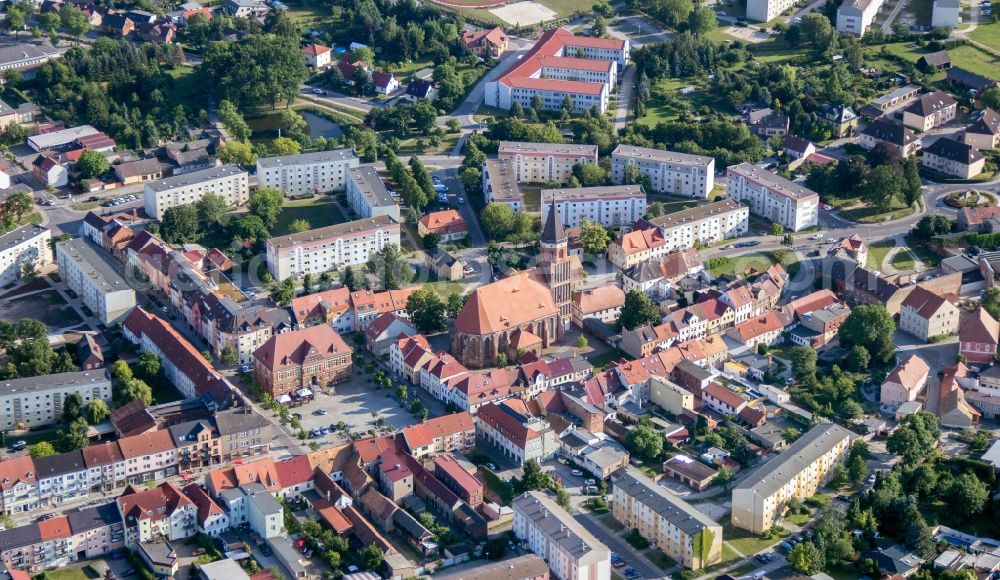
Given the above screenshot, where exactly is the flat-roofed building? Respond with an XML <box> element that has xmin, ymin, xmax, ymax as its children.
<box><xmin>482</xmin><ymin>158</ymin><xmax>523</xmax><ymax>211</ymax></box>
<box><xmin>610</xmin><ymin>145</ymin><xmax>714</xmax><ymax>198</ymax></box>
<box><xmin>265</xmin><ymin>215</ymin><xmax>400</xmax><ymax>281</ymax></box>
<box><xmin>513</xmin><ymin>490</ymin><xmax>611</xmax><ymax>580</ymax></box>
<box><xmin>731</xmin><ymin>423</ymin><xmax>853</xmax><ymax>534</ymax></box>
<box><xmin>0</xmin><ymin>370</ymin><xmax>111</xmax><ymax>430</ymax></box>
<box><xmin>726</xmin><ymin>163</ymin><xmax>818</xmax><ymax>231</ymax></box>
<box><xmin>143</xmin><ymin>164</ymin><xmax>248</xmax><ymax>219</ymax></box>
<box><xmin>837</xmin><ymin>0</ymin><xmax>886</xmax><ymax>35</ymax></box>
<box><xmin>871</xmin><ymin>84</ymin><xmax>922</xmax><ymax>111</ymax></box>
<box><xmin>498</xmin><ymin>141</ymin><xmax>598</xmax><ymax>184</ymax></box>
<box><xmin>346</xmin><ymin>165</ymin><xmax>399</xmax><ymax>221</ymax></box>
<box><xmin>612</xmin><ymin>467</ymin><xmax>722</xmax><ymax>570</ymax></box>
<box><xmin>0</xmin><ymin>223</ymin><xmax>51</xmax><ymax>286</ymax></box>
<box><xmin>256</xmin><ymin>149</ymin><xmax>359</xmax><ymax>196</ymax></box>
<box><xmin>56</xmin><ymin>238</ymin><xmax>136</xmax><ymax>325</ymax></box>
<box><xmin>747</xmin><ymin>0</ymin><xmax>798</xmax><ymax>21</ymax></box>
<box><xmin>541</xmin><ymin>185</ymin><xmax>646</xmax><ymax>229</ymax></box>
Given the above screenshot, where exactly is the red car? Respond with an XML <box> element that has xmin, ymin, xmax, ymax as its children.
<box><xmin>294</xmin><ymin>539</ymin><xmax>306</xmax><ymax>549</ymax></box>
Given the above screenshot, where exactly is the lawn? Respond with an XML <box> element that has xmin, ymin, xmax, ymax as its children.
<box><xmin>636</xmin><ymin>78</ymin><xmax>722</xmax><ymax>126</ymax></box>
<box><xmin>19</xmin><ymin>212</ymin><xmax>41</xmax><ymax>226</ymax></box>
<box><xmin>866</xmin><ymin>239</ymin><xmax>895</xmax><ymax>270</ymax></box>
<box><xmin>164</xmin><ymin>65</ymin><xmax>206</xmax><ymax>111</ymax></box>
<box><xmin>971</xmin><ymin>20</ymin><xmax>1000</xmax><ymax>53</ymax></box>
<box><xmin>396</xmin><ymin>132</ymin><xmax>462</xmax><ymax>156</ymax></box>
<box><xmin>423</xmin><ymin>280</ymin><xmax>469</xmax><ymax>298</ymax></box>
<box><xmin>891</xmin><ymin>248</ymin><xmax>916</xmax><ymax>270</ymax></box>
<box><xmin>41</xmin><ymin>566</ymin><xmax>98</xmax><ymax>580</ymax></box>
<box><xmin>839</xmin><ymin>198</ymin><xmax>914</xmax><ymax>224</ymax></box>
<box><xmin>903</xmin><ymin>233</ymin><xmax>942</xmax><ymax>267</ymax></box>
<box><xmin>945</xmin><ymin>44</ymin><xmax>1000</xmax><ymax>80</ymax></box>
<box><xmin>707</xmin><ymin>252</ymin><xmax>779</xmax><ymax>277</ymax></box>
<box><xmin>698</xmin><ymin>543</ymin><xmax>743</xmax><ymax>576</ymax></box>
<box><xmin>587</xmin><ymin>348</ymin><xmax>628</xmax><ymax>370</ymax></box>
<box><xmin>722</xmin><ymin>523</ymin><xmax>788</xmax><ymax>556</ymax></box>
<box><xmin>273</xmin><ymin>199</ymin><xmax>348</xmax><ymax>236</ymax></box>
<box><xmin>786</xmin><ymin>512</ymin><xmax>812</xmax><ymax>525</ymax></box>
<box><xmin>70</xmin><ymin>200</ymin><xmax>101</xmax><ymax>211</ymax></box>
<box><xmin>521</xmin><ymin>185</ymin><xmax>543</xmax><ymax>211</ymax></box>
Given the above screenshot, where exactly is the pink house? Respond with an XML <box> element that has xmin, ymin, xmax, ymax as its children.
<box><xmin>960</xmin><ymin>308</ymin><xmax>1000</xmax><ymax>364</ymax></box>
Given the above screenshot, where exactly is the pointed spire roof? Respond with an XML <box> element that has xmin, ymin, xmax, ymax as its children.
<box><xmin>542</xmin><ymin>201</ymin><xmax>566</xmax><ymax>244</ymax></box>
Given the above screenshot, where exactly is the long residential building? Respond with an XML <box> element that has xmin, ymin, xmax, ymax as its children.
<box><xmin>610</xmin><ymin>145</ymin><xmax>715</xmax><ymax>198</ymax></box>
<box><xmin>726</xmin><ymin>163</ymin><xmax>819</xmax><ymax>231</ymax></box>
<box><xmin>0</xmin><ymin>503</ymin><xmax>123</xmax><ymax>573</ymax></box>
<box><xmin>608</xmin><ymin>200</ymin><xmax>749</xmax><ymax>269</ymax></box>
<box><xmin>498</xmin><ymin>141</ymin><xmax>599</xmax><ymax>184</ymax></box>
<box><xmin>540</xmin><ymin>185</ymin><xmax>646</xmax><ymax>229</ymax></box>
<box><xmin>0</xmin><ymin>223</ymin><xmax>51</xmax><ymax>286</ymax></box>
<box><xmin>0</xmin><ymin>370</ymin><xmax>111</xmax><ymax>430</ymax></box>
<box><xmin>143</xmin><ymin>164</ymin><xmax>249</xmax><ymax>220</ymax></box>
<box><xmin>265</xmin><ymin>215</ymin><xmax>401</xmax><ymax>281</ymax></box>
<box><xmin>485</xmin><ymin>27</ymin><xmax>628</xmax><ymax>115</ymax></box>
<box><xmin>747</xmin><ymin>0</ymin><xmax>798</xmax><ymax>21</ymax></box>
<box><xmin>612</xmin><ymin>467</ymin><xmax>722</xmax><ymax>570</ymax></box>
<box><xmin>482</xmin><ymin>158</ymin><xmax>523</xmax><ymax>211</ymax></box>
<box><xmin>256</xmin><ymin>149</ymin><xmax>359</xmax><ymax>196</ymax></box>
<box><xmin>731</xmin><ymin>423</ymin><xmax>853</xmax><ymax>534</ymax></box>
<box><xmin>346</xmin><ymin>165</ymin><xmax>399</xmax><ymax>221</ymax></box>
<box><xmin>513</xmin><ymin>490</ymin><xmax>611</xmax><ymax>580</ymax></box>
<box><xmin>837</xmin><ymin>0</ymin><xmax>886</xmax><ymax>35</ymax></box>
<box><xmin>56</xmin><ymin>237</ymin><xmax>136</xmax><ymax>325</ymax></box>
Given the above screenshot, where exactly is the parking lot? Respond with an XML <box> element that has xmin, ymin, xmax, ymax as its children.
<box><xmin>288</xmin><ymin>375</ymin><xmax>419</xmax><ymax>443</ymax></box>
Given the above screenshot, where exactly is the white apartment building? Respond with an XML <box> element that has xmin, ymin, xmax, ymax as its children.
<box><xmin>611</xmin><ymin>145</ymin><xmax>715</xmax><ymax>198</ymax></box>
<box><xmin>612</xmin><ymin>468</ymin><xmax>722</xmax><ymax>571</ymax></box>
<box><xmin>513</xmin><ymin>491</ymin><xmax>612</xmax><ymax>580</ymax></box>
<box><xmin>731</xmin><ymin>423</ymin><xmax>853</xmax><ymax>534</ymax></box>
<box><xmin>0</xmin><ymin>223</ymin><xmax>51</xmax><ymax>286</ymax></box>
<box><xmin>143</xmin><ymin>164</ymin><xmax>249</xmax><ymax>219</ymax></box>
<box><xmin>256</xmin><ymin>149</ymin><xmax>359</xmax><ymax>196</ymax></box>
<box><xmin>726</xmin><ymin>163</ymin><xmax>819</xmax><ymax>232</ymax></box>
<box><xmin>0</xmin><ymin>370</ymin><xmax>111</xmax><ymax>430</ymax></box>
<box><xmin>498</xmin><ymin>141</ymin><xmax>599</xmax><ymax>184</ymax></box>
<box><xmin>345</xmin><ymin>165</ymin><xmax>399</xmax><ymax>221</ymax></box>
<box><xmin>837</xmin><ymin>0</ymin><xmax>886</xmax><ymax>36</ymax></box>
<box><xmin>541</xmin><ymin>185</ymin><xmax>646</xmax><ymax>229</ymax></box>
<box><xmin>56</xmin><ymin>238</ymin><xmax>136</xmax><ymax>325</ymax></box>
<box><xmin>482</xmin><ymin>158</ymin><xmax>523</xmax><ymax>211</ymax></box>
<box><xmin>265</xmin><ymin>215</ymin><xmax>401</xmax><ymax>281</ymax></box>
<box><xmin>747</xmin><ymin>0</ymin><xmax>798</xmax><ymax>21</ymax></box>
<box><xmin>35</xmin><ymin>451</ymin><xmax>89</xmax><ymax>507</ymax></box>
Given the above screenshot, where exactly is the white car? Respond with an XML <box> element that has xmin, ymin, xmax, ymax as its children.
<box><xmin>810</xmin><ymin>233</ymin><xmax>822</xmax><ymax>240</ymax></box>
<box><xmin>311</xmin><ymin>88</ymin><xmax>325</xmax><ymax>95</ymax></box>
<box><xmin>718</xmin><ymin>10</ymin><xmax>726</xmax><ymax>14</ymax></box>
<box><xmin>571</xmin><ymin>469</ymin><xmax>583</xmax><ymax>477</ymax></box>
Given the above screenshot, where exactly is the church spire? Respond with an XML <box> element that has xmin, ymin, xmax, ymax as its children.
<box><xmin>542</xmin><ymin>201</ymin><xmax>567</xmax><ymax>245</ymax></box>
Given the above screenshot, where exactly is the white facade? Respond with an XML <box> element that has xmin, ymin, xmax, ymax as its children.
<box><xmin>837</xmin><ymin>0</ymin><xmax>886</xmax><ymax>36</ymax></box>
<box><xmin>56</xmin><ymin>238</ymin><xmax>136</xmax><ymax>325</ymax></box>
<box><xmin>345</xmin><ymin>165</ymin><xmax>399</xmax><ymax>221</ymax></box>
<box><xmin>256</xmin><ymin>149</ymin><xmax>359</xmax><ymax>196</ymax></box>
<box><xmin>482</xmin><ymin>158</ymin><xmax>523</xmax><ymax>211</ymax></box>
<box><xmin>747</xmin><ymin>0</ymin><xmax>798</xmax><ymax>21</ymax></box>
<box><xmin>0</xmin><ymin>370</ymin><xmax>111</xmax><ymax>430</ymax></box>
<box><xmin>513</xmin><ymin>491</ymin><xmax>612</xmax><ymax>580</ymax></box>
<box><xmin>932</xmin><ymin>0</ymin><xmax>960</xmax><ymax>27</ymax></box>
<box><xmin>498</xmin><ymin>141</ymin><xmax>599</xmax><ymax>184</ymax></box>
<box><xmin>611</xmin><ymin>145</ymin><xmax>715</xmax><ymax>198</ymax></box>
<box><xmin>143</xmin><ymin>165</ymin><xmax>249</xmax><ymax>220</ymax></box>
<box><xmin>265</xmin><ymin>215</ymin><xmax>400</xmax><ymax>281</ymax></box>
<box><xmin>541</xmin><ymin>185</ymin><xmax>646</xmax><ymax>229</ymax></box>
<box><xmin>0</xmin><ymin>224</ymin><xmax>51</xmax><ymax>287</ymax></box>
<box><xmin>726</xmin><ymin>163</ymin><xmax>818</xmax><ymax>231</ymax></box>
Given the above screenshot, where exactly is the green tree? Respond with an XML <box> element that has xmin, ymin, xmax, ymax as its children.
<box><xmin>218</xmin><ymin>100</ymin><xmax>252</xmax><ymax>142</ymax></box>
<box><xmin>270</xmin><ymin>136</ymin><xmax>301</xmax><ymax>156</ymax></box>
<box><xmin>249</xmin><ymin>187</ymin><xmax>284</xmax><ymax>229</ymax></box>
<box><xmin>85</xmin><ymin>399</ymin><xmax>110</xmax><ymax>424</ymax></box>
<box><xmin>161</xmin><ymin>204</ymin><xmax>202</xmax><ymax>243</ymax></box>
<box><xmin>579</xmin><ymin>220</ymin><xmax>611</xmax><ymax>255</ymax></box>
<box><xmin>887</xmin><ymin>411</ymin><xmax>940</xmax><ymax>461</ymax></box>
<box><xmin>800</xmin><ymin>12</ymin><xmax>834</xmax><ymax>48</ymax></box>
<box><xmin>217</xmin><ymin>141</ymin><xmax>258</xmax><ymax>166</ymax></box>
<box><xmin>366</xmin><ymin>244</ymin><xmax>409</xmax><ymax>290</ymax></box>
<box><xmin>202</xmin><ymin>34</ymin><xmax>308</xmax><ymax>110</ymax></box>
<box><xmin>287</xmin><ymin>219</ymin><xmax>311</xmax><ymax>234</ymax></box>
<box><xmin>62</xmin><ymin>393</ymin><xmax>84</xmax><ymax>424</ymax></box>
<box><xmin>769</xmin><ymin>222</ymin><xmax>785</xmax><ymax>237</ymax></box>
<box><xmin>982</xmin><ymin>286</ymin><xmax>1000</xmax><ymax>321</ymax></box>
<box><xmin>518</xmin><ymin>459</ymin><xmax>550</xmax><ymax>491</ymax></box>
<box><xmin>862</xmin><ymin>165</ymin><xmax>902</xmax><ymax>211</ymax></box>
<box><xmin>236</xmin><ymin>214</ymin><xmax>269</xmax><ymax>243</ymax></box>
<box><xmin>270</xmin><ymin>278</ymin><xmax>296</xmax><ymax>306</ymax></box>
<box><xmin>195</xmin><ymin>192</ymin><xmax>230</xmax><ymax>227</ymax></box>
<box><xmin>618</xmin><ymin>290</ymin><xmax>661</xmax><ymax>331</ymax></box>
<box><xmin>480</xmin><ymin>202</ymin><xmax>517</xmax><ymax>240</ymax></box>
<box><xmin>59</xmin><ymin>4</ymin><xmax>91</xmax><ymax>40</ymax></box>
<box><xmin>341</xmin><ymin>266</ymin><xmax>359</xmax><ymax>291</ymax></box>
<box><xmin>572</xmin><ymin>163</ymin><xmax>610</xmax><ymax>186</ymax></box>
<box><xmin>77</xmin><ymin>149</ymin><xmax>109</xmax><ymax>179</ymax></box>
<box><xmin>982</xmin><ymin>87</ymin><xmax>1000</xmax><ymax>111</ymax></box>
<box><xmin>555</xmin><ymin>487</ymin><xmax>571</xmax><ymax>510</ymax></box>
<box><xmin>459</xmin><ymin>166</ymin><xmax>481</xmax><ymax>193</ymax></box>
<box><xmin>57</xmin><ymin>417</ymin><xmax>91</xmax><ymax>452</ymax></box>
<box><xmin>39</xmin><ymin>12</ymin><xmax>60</xmax><ymax>34</ymax></box>
<box><xmin>29</xmin><ymin>441</ymin><xmax>56</xmax><ymax>458</ymax></box>
<box><xmin>406</xmin><ymin>288</ymin><xmax>447</xmax><ymax>333</ymax></box>
<box><xmin>360</xmin><ymin>545</ymin><xmax>384</xmax><ymax>571</ymax></box>
<box><xmin>446</xmin><ymin>292</ymin><xmax>467</xmax><ymax>319</ymax></box>
<box><xmin>220</xmin><ymin>345</ymin><xmax>239</xmax><ymax>366</ymax></box>
<box><xmin>950</xmin><ymin>472</ymin><xmax>989</xmax><ymax>519</ymax></box>
<box><xmin>838</xmin><ymin>304</ymin><xmax>895</xmax><ymax>363</ymax></box>
<box><xmin>575</xmin><ymin>335</ymin><xmax>589</xmax><ymax>349</ymax></box>
<box><xmin>136</xmin><ymin>351</ymin><xmax>162</xmax><ymax>382</ymax></box>
<box><xmin>688</xmin><ymin>5</ymin><xmax>717</xmax><ymax>35</ymax></box>
<box><xmin>846</xmin><ymin>345</ymin><xmax>871</xmax><ymax>372</ymax></box>
<box><xmin>790</xmin><ymin>346</ymin><xmax>817</xmax><ymax>381</ymax></box>
<box><xmin>789</xmin><ymin>541</ymin><xmax>825</xmax><ymax>574</ymax></box>
<box><xmin>902</xmin><ymin>156</ymin><xmax>922</xmax><ymax>206</ymax></box>
<box><xmin>625</xmin><ymin>421</ymin><xmax>663</xmax><ymax>461</ymax></box>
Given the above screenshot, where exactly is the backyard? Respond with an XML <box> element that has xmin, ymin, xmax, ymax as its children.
<box><xmin>273</xmin><ymin>198</ymin><xmax>348</xmax><ymax>236</ymax></box>
<box><xmin>971</xmin><ymin>19</ymin><xmax>1000</xmax><ymax>52</ymax></box>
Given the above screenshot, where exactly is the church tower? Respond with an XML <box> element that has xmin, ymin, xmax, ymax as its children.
<box><xmin>540</xmin><ymin>201</ymin><xmax>573</xmax><ymax>332</ymax></box>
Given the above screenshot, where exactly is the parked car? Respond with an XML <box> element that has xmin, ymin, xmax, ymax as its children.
<box><xmin>571</xmin><ymin>469</ymin><xmax>583</xmax><ymax>477</ymax></box>
<box><xmin>9</xmin><ymin>440</ymin><xmax>26</xmax><ymax>452</ymax></box>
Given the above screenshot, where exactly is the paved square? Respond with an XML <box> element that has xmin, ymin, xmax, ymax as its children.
<box><xmin>490</xmin><ymin>1</ymin><xmax>557</xmax><ymax>25</ymax></box>
<box><xmin>292</xmin><ymin>378</ymin><xmax>418</xmax><ymax>444</ymax></box>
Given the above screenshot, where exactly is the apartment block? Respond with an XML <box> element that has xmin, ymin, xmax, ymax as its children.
<box><xmin>143</xmin><ymin>164</ymin><xmax>248</xmax><ymax>219</ymax></box>
<box><xmin>540</xmin><ymin>185</ymin><xmax>646</xmax><ymax>229</ymax></box>
<box><xmin>513</xmin><ymin>491</ymin><xmax>611</xmax><ymax>580</ymax></box>
<box><xmin>346</xmin><ymin>165</ymin><xmax>399</xmax><ymax>221</ymax></box>
<box><xmin>498</xmin><ymin>141</ymin><xmax>598</xmax><ymax>184</ymax></box>
<box><xmin>56</xmin><ymin>238</ymin><xmax>136</xmax><ymax>325</ymax></box>
<box><xmin>265</xmin><ymin>215</ymin><xmax>401</xmax><ymax>281</ymax></box>
<box><xmin>837</xmin><ymin>0</ymin><xmax>886</xmax><ymax>35</ymax></box>
<box><xmin>256</xmin><ymin>149</ymin><xmax>360</xmax><ymax>196</ymax></box>
<box><xmin>612</xmin><ymin>467</ymin><xmax>722</xmax><ymax>570</ymax></box>
<box><xmin>731</xmin><ymin>423</ymin><xmax>853</xmax><ymax>534</ymax></box>
<box><xmin>482</xmin><ymin>158</ymin><xmax>523</xmax><ymax>211</ymax></box>
<box><xmin>726</xmin><ymin>163</ymin><xmax>819</xmax><ymax>232</ymax></box>
<box><xmin>0</xmin><ymin>370</ymin><xmax>111</xmax><ymax>430</ymax></box>
<box><xmin>747</xmin><ymin>0</ymin><xmax>798</xmax><ymax>21</ymax></box>
<box><xmin>0</xmin><ymin>224</ymin><xmax>51</xmax><ymax>286</ymax></box>
<box><xmin>607</xmin><ymin>200</ymin><xmax>748</xmax><ymax>269</ymax></box>
<box><xmin>610</xmin><ymin>145</ymin><xmax>715</xmax><ymax>198</ymax></box>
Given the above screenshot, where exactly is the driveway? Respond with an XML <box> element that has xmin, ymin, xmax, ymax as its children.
<box><xmin>574</xmin><ymin>511</ymin><xmax>665</xmax><ymax>579</ymax></box>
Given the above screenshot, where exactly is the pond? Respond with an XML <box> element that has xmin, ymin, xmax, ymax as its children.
<box><xmin>301</xmin><ymin>110</ymin><xmax>343</xmax><ymax>139</ymax></box>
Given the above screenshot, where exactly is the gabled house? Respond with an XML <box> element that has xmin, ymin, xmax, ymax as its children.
<box><xmin>903</xmin><ymin>91</ymin><xmax>958</xmax><ymax>132</ymax></box>
<box><xmin>302</xmin><ymin>43</ymin><xmax>332</xmax><ymax>68</ymax></box>
<box><xmin>921</xmin><ymin>137</ymin><xmax>986</xmax><ymax>179</ymax></box>
<box><xmin>898</xmin><ymin>285</ymin><xmax>959</xmax><ymax>342</ymax></box>
<box><xmin>818</xmin><ymin>104</ymin><xmax>858</xmax><ymax>137</ymax></box>
<box><xmin>364</xmin><ymin>312</ymin><xmax>417</xmax><ymax>357</ymax></box>
<box><xmin>963</xmin><ymin>107</ymin><xmax>1000</xmax><ymax>150</ymax></box>
<box><xmin>461</xmin><ymin>26</ymin><xmax>508</xmax><ymax>58</ymax></box>
<box><xmin>880</xmin><ymin>355</ymin><xmax>930</xmax><ymax>409</ymax></box>
<box><xmin>959</xmin><ymin>307</ymin><xmax>1000</xmax><ymax>363</ymax></box>
<box><xmin>860</xmin><ymin>118</ymin><xmax>921</xmax><ymax>158</ymax></box>
<box><xmin>117</xmin><ymin>482</ymin><xmax>197</xmax><ymax>547</ymax></box>
<box><xmin>372</xmin><ymin>71</ymin><xmax>399</xmax><ymax>95</ymax></box>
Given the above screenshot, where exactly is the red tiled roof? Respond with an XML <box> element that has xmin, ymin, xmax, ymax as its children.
<box><xmin>788</xmin><ymin>290</ymin><xmax>839</xmax><ymax>316</ymax></box>
<box><xmin>703</xmin><ymin>382</ymin><xmax>746</xmax><ymax>410</ymax></box>
<box><xmin>476</xmin><ymin>402</ymin><xmax>538</xmax><ymax>447</ymax></box>
<box><xmin>302</xmin><ymin>43</ymin><xmax>331</xmax><ymax>56</ymax></box>
<box><xmin>289</xmin><ymin>287</ymin><xmax>352</xmax><ymax>325</ymax></box>
<box><xmin>183</xmin><ymin>483</ymin><xmax>225</xmax><ymax>526</ymax></box>
<box><xmin>731</xmin><ymin>311</ymin><xmax>786</xmax><ymax>343</ymax></box>
<box><xmin>274</xmin><ymin>455</ymin><xmax>314</xmax><ymax>487</ymax></box>
<box><xmin>493</xmin><ymin>27</ymin><xmax>621</xmax><ymax>95</ymax></box>
<box><xmin>118</xmin><ymin>430</ymin><xmax>174</xmax><ymax>459</ymax></box>
<box><xmin>253</xmin><ymin>324</ymin><xmax>351</xmax><ymax>373</ymax></box>
<box><xmin>885</xmin><ymin>355</ymin><xmax>930</xmax><ymax>390</ymax></box>
<box><xmin>433</xmin><ymin>454</ymin><xmax>482</xmax><ymax>496</ymax></box>
<box><xmin>401</xmin><ymin>412</ymin><xmax>474</xmax><ymax>451</ymax></box>
<box><xmin>82</xmin><ymin>441</ymin><xmax>125</xmax><ymax>468</ymax></box>
<box><xmin>419</xmin><ymin>210</ymin><xmax>467</xmax><ymax>235</ymax></box>
<box><xmin>38</xmin><ymin>516</ymin><xmax>71</xmax><ymax>541</ymax></box>
<box><xmin>123</xmin><ymin>307</ymin><xmax>223</xmax><ymax>397</ymax></box>
<box><xmin>902</xmin><ymin>286</ymin><xmax>954</xmax><ymax>319</ymax></box>
<box><xmin>961</xmin><ymin>307</ymin><xmax>1000</xmax><ymax>345</ymax></box>
<box><xmin>313</xmin><ymin>498</ymin><xmax>353</xmax><ymax>534</ymax></box>
<box><xmin>118</xmin><ymin>482</ymin><xmax>193</xmax><ymax>524</ymax></box>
